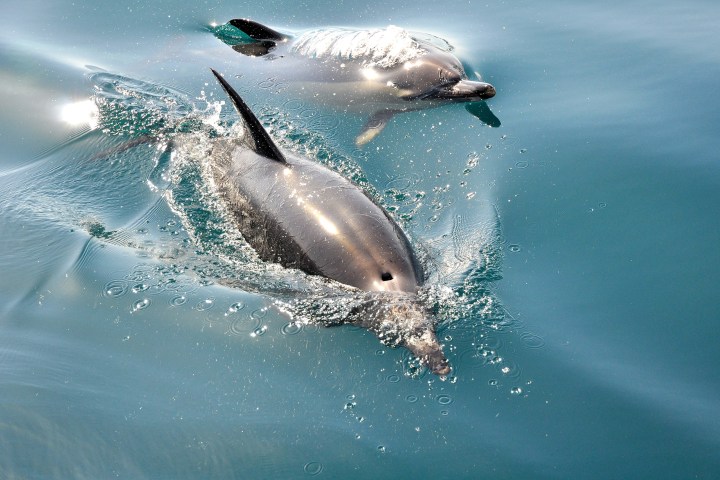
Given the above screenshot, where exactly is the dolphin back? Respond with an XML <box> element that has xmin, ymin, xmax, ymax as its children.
<box><xmin>208</xmin><ymin>71</ymin><xmax>423</xmax><ymax>293</ymax></box>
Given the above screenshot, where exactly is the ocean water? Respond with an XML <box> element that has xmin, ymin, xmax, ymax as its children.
<box><xmin>2</xmin><ymin>0</ymin><xmax>719</xmax><ymax>478</ymax></box>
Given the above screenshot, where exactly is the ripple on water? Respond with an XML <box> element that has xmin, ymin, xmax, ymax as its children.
<box><xmin>521</xmin><ymin>332</ymin><xmax>546</xmax><ymax>348</ymax></box>
<box><xmin>498</xmin><ymin>357</ymin><xmax>521</xmax><ymax>379</ymax></box>
<box><xmin>131</xmin><ymin>298</ymin><xmax>150</xmax><ymax>313</ymax></box>
<box><xmin>303</xmin><ymin>462</ymin><xmax>323</xmax><ymax>476</ymax></box>
<box><xmin>103</xmin><ymin>280</ymin><xmax>129</xmax><ymax>298</ymax></box>
<box><xmin>170</xmin><ymin>295</ymin><xmax>187</xmax><ymax>307</ymax></box>
<box><xmin>227</xmin><ymin>313</ymin><xmax>261</xmax><ymax>337</ymax></box>
<box><xmin>226</xmin><ymin>301</ymin><xmax>245</xmax><ymax>314</ymax></box>
<box><xmin>281</xmin><ymin>322</ymin><xmax>302</xmax><ymax>335</ymax></box>
<box><xmin>194</xmin><ymin>298</ymin><xmax>215</xmax><ymax>311</ymax></box>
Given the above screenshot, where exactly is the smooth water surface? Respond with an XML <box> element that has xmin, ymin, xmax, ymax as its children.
<box><xmin>1</xmin><ymin>0</ymin><xmax>719</xmax><ymax>478</ymax></box>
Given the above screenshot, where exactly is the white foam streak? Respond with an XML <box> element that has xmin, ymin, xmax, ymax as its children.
<box><xmin>291</xmin><ymin>26</ymin><xmax>427</xmax><ymax>68</ymax></box>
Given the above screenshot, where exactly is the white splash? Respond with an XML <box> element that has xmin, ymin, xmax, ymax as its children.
<box><xmin>291</xmin><ymin>26</ymin><xmax>427</xmax><ymax>69</ymax></box>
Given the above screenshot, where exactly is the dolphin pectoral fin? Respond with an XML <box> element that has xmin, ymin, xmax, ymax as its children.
<box><xmin>232</xmin><ymin>40</ymin><xmax>277</xmax><ymax>57</ymax></box>
<box><xmin>229</xmin><ymin>19</ymin><xmax>287</xmax><ymax>42</ymax></box>
<box><xmin>465</xmin><ymin>102</ymin><xmax>501</xmax><ymax>128</ymax></box>
<box><xmin>210</xmin><ymin>69</ymin><xmax>287</xmax><ymax>164</ymax></box>
<box><xmin>404</xmin><ymin>330</ymin><xmax>451</xmax><ymax>376</ymax></box>
<box><xmin>355</xmin><ymin>110</ymin><xmax>397</xmax><ymax>146</ymax></box>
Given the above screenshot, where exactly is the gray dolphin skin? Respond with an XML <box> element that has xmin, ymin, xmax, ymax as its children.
<box><xmin>213</xmin><ymin>19</ymin><xmax>499</xmax><ymax>145</ymax></box>
<box><xmin>208</xmin><ymin>69</ymin><xmax>450</xmax><ymax>375</ymax></box>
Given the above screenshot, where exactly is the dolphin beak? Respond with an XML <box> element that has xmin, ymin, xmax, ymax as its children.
<box><xmin>404</xmin><ymin>329</ymin><xmax>451</xmax><ymax>376</ymax></box>
<box><xmin>431</xmin><ymin>80</ymin><xmax>496</xmax><ymax>101</ymax></box>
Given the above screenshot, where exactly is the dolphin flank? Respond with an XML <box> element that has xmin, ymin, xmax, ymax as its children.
<box><xmin>206</xmin><ymin>69</ymin><xmax>451</xmax><ymax>375</ymax></box>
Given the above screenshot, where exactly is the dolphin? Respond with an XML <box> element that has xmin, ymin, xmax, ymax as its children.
<box><xmin>206</xmin><ymin>69</ymin><xmax>450</xmax><ymax>375</ymax></box>
<box><xmin>211</xmin><ymin>19</ymin><xmax>499</xmax><ymax>145</ymax></box>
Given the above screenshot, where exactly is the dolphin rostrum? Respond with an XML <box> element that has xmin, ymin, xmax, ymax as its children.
<box><xmin>207</xmin><ymin>69</ymin><xmax>450</xmax><ymax>375</ymax></box>
<box><xmin>212</xmin><ymin>19</ymin><xmax>499</xmax><ymax>145</ymax></box>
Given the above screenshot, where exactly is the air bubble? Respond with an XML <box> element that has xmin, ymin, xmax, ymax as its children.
<box><xmin>132</xmin><ymin>298</ymin><xmax>150</xmax><ymax>312</ymax></box>
<box><xmin>170</xmin><ymin>295</ymin><xmax>187</xmax><ymax>306</ymax></box>
<box><xmin>131</xmin><ymin>283</ymin><xmax>149</xmax><ymax>293</ymax></box>
<box><xmin>194</xmin><ymin>298</ymin><xmax>215</xmax><ymax>311</ymax></box>
<box><xmin>104</xmin><ymin>281</ymin><xmax>128</xmax><ymax>298</ymax></box>
<box><xmin>510</xmin><ymin>387</ymin><xmax>523</xmax><ymax>395</ymax></box>
<box><xmin>250</xmin><ymin>325</ymin><xmax>267</xmax><ymax>337</ymax></box>
<box><xmin>227</xmin><ymin>301</ymin><xmax>245</xmax><ymax>313</ymax></box>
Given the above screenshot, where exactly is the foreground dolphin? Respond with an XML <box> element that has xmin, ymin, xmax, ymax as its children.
<box><xmin>212</xmin><ymin>19</ymin><xmax>499</xmax><ymax>145</ymax></box>
<box><xmin>207</xmin><ymin>69</ymin><xmax>450</xmax><ymax>375</ymax></box>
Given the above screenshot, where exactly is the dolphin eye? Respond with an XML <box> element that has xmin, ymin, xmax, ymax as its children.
<box><xmin>381</xmin><ymin>272</ymin><xmax>393</xmax><ymax>281</ymax></box>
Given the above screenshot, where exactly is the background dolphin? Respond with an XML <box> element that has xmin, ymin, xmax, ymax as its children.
<box><xmin>206</xmin><ymin>69</ymin><xmax>450</xmax><ymax>375</ymax></box>
<box><xmin>211</xmin><ymin>19</ymin><xmax>500</xmax><ymax>145</ymax></box>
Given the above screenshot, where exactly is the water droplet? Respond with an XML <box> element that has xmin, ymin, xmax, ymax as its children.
<box><xmin>440</xmin><ymin>410</ymin><xmax>449</xmax><ymax>416</ymax></box>
<box><xmin>303</xmin><ymin>461</ymin><xmax>323</xmax><ymax>476</ymax></box>
<box><xmin>344</xmin><ymin>401</ymin><xmax>356</xmax><ymax>411</ymax></box>
<box><xmin>281</xmin><ymin>322</ymin><xmax>302</xmax><ymax>335</ymax></box>
<box><xmin>466</xmin><ymin>152</ymin><xmax>480</xmax><ymax>168</ymax></box>
<box><xmin>436</xmin><ymin>394</ymin><xmax>453</xmax><ymax>405</ymax></box>
<box><xmin>227</xmin><ymin>301</ymin><xmax>245</xmax><ymax>313</ymax></box>
<box><xmin>510</xmin><ymin>387</ymin><xmax>523</xmax><ymax>395</ymax></box>
<box><xmin>508</xmin><ymin>244</ymin><xmax>521</xmax><ymax>253</ymax></box>
<box><xmin>250</xmin><ymin>325</ymin><xmax>267</xmax><ymax>337</ymax></box>
<box><xmin>377</xmin><ymin>445</ymin><xmax>386</xmax><ymax>453</ymax></box>
<box><xmin>251</xmin><ymin>308</ymin><xmax>268</xmax><ymax>319</ymax></box>
<box><xmin>104</xmin><ymin>280</ymin><xmax>128</xmax><ymax>298</ymax></box>
<box><xmin>375</xmin><ymin>349</ymin><xmax>386</xmax><ymax>356</ymax></box>
<box><xmin>519</xmin><ymin>148</ymin><xmax>527</xmax><ymax>154</ymax></box>
<box><xmin>131</xmin><ymin>283</ymin><xmax>149</xmax><ymax>293</ymax></box>
<box><xmin>466</xmin><ymin>192</ymin><xmax>476</xmax><ymax>200</ymax></box>
<box><xmin>488</xmin><ymin>379</ymin><xmax>498</xmax><ymax>386</ymax></box>
<box><xmin>132</xmin><ymin>298</ymin><xmax>150</xmax><ymax>312</ymax></box>
<box><xmin>170</xmin><ymin>295</ymin><xmax>187</xmax><ymax>307</ymax></box>
<box><xmin>194</xmin><ymin>298</ymin><xmax>215</xmax><ymax>311</ymax></box>
<box><xmin>598</xmin><ymin>202</ymin><xmax>607</xmax><ymax>208</ymax></box>
<box><xmin>406</xmin><ymin>395</ymin><xmax>418</xmax><ymax>403</ymax></box>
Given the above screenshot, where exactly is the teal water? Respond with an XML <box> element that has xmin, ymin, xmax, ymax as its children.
<box><xmin>2</xmin><ymin>1</ymin><xmax>719</xmax><ymax>479</ymax></box>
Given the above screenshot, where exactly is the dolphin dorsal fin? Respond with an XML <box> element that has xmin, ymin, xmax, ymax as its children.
<box><xmin>211</xmin><ymin>69</ymin><xmax>287</xmax><ymax>164</ymax></box>
<box><xmin>229</xmin><ymin>19</ymin><xmax>286</xmax><ymax>42</ymax></box>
